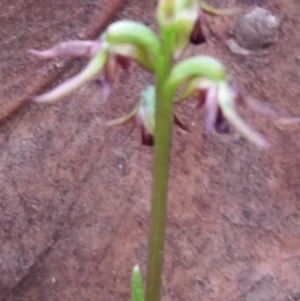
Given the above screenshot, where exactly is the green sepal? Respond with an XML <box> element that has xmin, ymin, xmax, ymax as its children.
<box><xmin>109</xmin><ymin>44</ymin><xmax>154</xmax><ymax>72</ymax></box>
<box><xmin>105</xmin><ymin>21</ymin><xmax>160</xmax><ymax>61</ymax></box>
<box><xmin>167</xmin><ymin>56</ymin><xmax>226</xmax><ymax>94</ymax></box>
<box><xmin>177</xmin><ymin>77</ymin><xmax>214</xmax><ymax>102</ymax></box>
<box><xmin>173</xmin><ymin>3</ymin><xmax>199</xmax><ymax>58</ymax></box>
<box><xmin>33</xmin><ymin>49</ymin><xmax>108</xmax><ymax>104</ymax></box>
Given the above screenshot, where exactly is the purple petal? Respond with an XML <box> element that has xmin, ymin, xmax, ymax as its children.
<box><xmin>243</xmin><ymin>97</ymin><xmax>281</xmax><ymax>118</ymax></box>
<box><xmin>228</xmin><ymin>83</ymin><xmax>280</xmax><ymax>118</ymax></box>
<box><xmin>27</xmin><ymin>40</ymin><xmax>102</xmax><ymax>59</ymax></box>
<box><xmin>96</xmin><ymin>76</ymin><xmax>112</xmax><ymax>102</ymax></box>
<box><xmin>276</xmin><ymin>117</ymin><xmax>300</xmax><ymax>125</ymax></box>
<box><xmin>203</xmin><ymin>87</ymin><xmax>218</xmax><ymax>135</ymax></box>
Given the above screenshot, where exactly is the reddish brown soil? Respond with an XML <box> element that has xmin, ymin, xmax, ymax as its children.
<box><xmin>1</xmin><ymin>0</ymin><xmax>300</xmax><ymax>300</ymax></box>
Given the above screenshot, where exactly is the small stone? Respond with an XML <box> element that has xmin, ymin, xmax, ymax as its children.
<box><xmin>232</xmin><ymin>7</ymin><xmax>282</xmax><ymax>50</ymax></box>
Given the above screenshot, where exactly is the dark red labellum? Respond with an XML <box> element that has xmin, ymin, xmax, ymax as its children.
<box><xmin>196</xmin><ymin>90</ymin><xmax>207</xmax><ymax>108</ymax></box>
<box><xmin>141</xmin><ymin>127</ymin><xmax>154</xmax><ymax>146</ymax></box>
<box><xmin>215</xmin><ymin>109</ymin><xmax>230</xmax><ymax>133</ymax></box>
<box><xmin>190</xmin><ymin>18</ymin><xmax>207</xmax><ymax>45</ymax></box>
<box><xmin>116</xmin><ymin>55</ymin><xmax>131</xmax><ymax>71</ymax></box>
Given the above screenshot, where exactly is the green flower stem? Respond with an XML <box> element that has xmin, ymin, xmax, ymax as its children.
<box><xmin>145</xmin><ymin>25</ymin><xmax>175</xmax><ymax>301</ymax></box>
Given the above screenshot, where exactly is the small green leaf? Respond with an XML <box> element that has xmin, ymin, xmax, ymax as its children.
<box><xmin>131</xmin><ymin>265</ymin><xmax>145</xmax><ymax>301</ymax></box>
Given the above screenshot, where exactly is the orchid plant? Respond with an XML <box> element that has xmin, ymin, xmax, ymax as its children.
<box><xmin>28</xmin><ymin>1</ymin><xmax>298</xmax><ymax>300</ymax></box>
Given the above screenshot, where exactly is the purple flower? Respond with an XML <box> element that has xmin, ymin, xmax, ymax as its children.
<box><xmin>180</xmin><ymin>78</ymin><xmax>288</xmax><ymax>149</ymax></box>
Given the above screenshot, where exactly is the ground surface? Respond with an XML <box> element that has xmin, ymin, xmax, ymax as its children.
<box><xmin>0</xmin><ymin>0</ymin><xmax>300</xmax><ymax>300</ymax></box>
